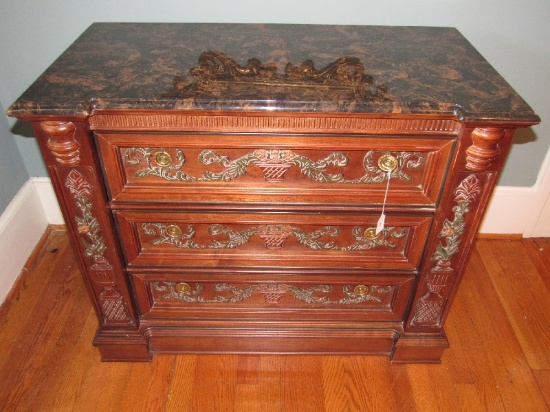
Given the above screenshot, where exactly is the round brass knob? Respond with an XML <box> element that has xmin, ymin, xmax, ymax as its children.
<box><xmin>364</xmin><ymin>227</ymin><xmax>378</xmax><ymax>240</ymax></box>
<box><xmin>354</xmin><ymin>285</ymin><xmax>369</xmax><ymax>296</ymax></box>
<box><xmin>378</xmin><ymin>154</ymin><xmax>398</xmax><ymax>172</ymax></box>
<box><xmin>154</xmin><ymin>150</ymin><xmax>172</xmax><ymax>167</ymax></box>
<box><xmin>175</xmin><ymin>282</ymin><xmax>191</xmax><ymax>293</ymax></box>
<box><xmin>165</xmin><ymin>224</ymin><xmax>183</xmax><ymax>238</ymax></box>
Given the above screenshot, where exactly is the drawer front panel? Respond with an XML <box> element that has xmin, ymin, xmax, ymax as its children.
<box><xmin>131</xmin><ymin>273</ymin><xmax>415</xmax><ymax>321</ymax></box>
<box><xmin>97</xmin><ymin>133</ymin><xmax>454</xmax><ymax>206</ymax></box>
<box><xmin>115</xmin><ymin>211</ymin><xmax>432</xmax><ymax>270</ymax></box>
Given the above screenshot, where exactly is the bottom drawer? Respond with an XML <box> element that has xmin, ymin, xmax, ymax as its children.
<box><xmin>131</xmin><ymin>273</ymin><xmax>415</xmax><ymax>322</ymax></box>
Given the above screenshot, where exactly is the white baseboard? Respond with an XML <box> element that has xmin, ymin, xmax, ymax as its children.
<box><xmin>527</xmin><ymin>192</ymin><xmax>550</xmax><ymax>237</ymax></box>
<box><xmin>0</xmin><ymin>177</ymin><xmax>64</xmax><ymax>305</ymax></box>
<box><xmin>479</xmin><ymin>186</ymin><xmax>537</xmax><ymax>235</ymax></box>
<box><xmin>0</xmin><ymin>179</ymin><xmax>50</xmax><ymax>305</ymax></box>
<box><xmin>523</xmin><ymin>147</ymin><xmax>550</xmax><ymax>237</ymax></box>
<box><xmin>32</xmin><ymin>177</ymin><xmax>65</xmax><ymax>225</ymax></box>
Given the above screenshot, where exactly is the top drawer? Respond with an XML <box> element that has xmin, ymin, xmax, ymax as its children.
<box><xmin>96</xmin><ymin>133</ymin><xmax>454</xmax><ymax>207</ymax></box>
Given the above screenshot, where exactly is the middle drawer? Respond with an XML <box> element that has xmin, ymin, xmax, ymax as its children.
<box><xmin>115</xmin><ymin>211</ymin><xmax>432</xmax><ymax>271</ymax></box>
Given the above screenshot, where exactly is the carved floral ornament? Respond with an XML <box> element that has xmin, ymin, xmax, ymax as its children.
<box><xmin>142</xmin><ymin>223</ymin><xmax>407</xmax><ymax>251</ymax></box>
<box><xmin>124</xmin><ymin>147</ymin><xmax>423</xmax><ymax>184</ymax></box>
<box><xmin>64</xmin><ymin>169</ymin><xmax>131</xmax><ymax>323</ymax></box>
<box><xmin>411</xmin><ymin>174</ymin><xmax>481</xmax><ymax>326</ymax></box>
<box><xmin>153</xmin><ymin>281</ymin><xmax>393</xmax><ymax>305</ymax></box>
<box><xmin>65</xmin><ymin>170</ymin><xmax>108</xmax><ymax>261</ymax></box>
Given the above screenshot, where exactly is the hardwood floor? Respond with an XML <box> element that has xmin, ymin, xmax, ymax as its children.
<box><xmin>1</xmin><ymin>227</ymin><xmax>549</xmax><ymax>411</ymax></box>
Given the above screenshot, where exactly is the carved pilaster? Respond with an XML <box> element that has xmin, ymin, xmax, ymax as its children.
<box><xmin>411</xmin><ymin>174</ymin><xmax>482</xmax><ymax>327</ymax></box>
<box><xmin>40</xmin><ymin>121</ymin><xmax>81</xmax><ymax>165</ymax></box>
<box><xmin>64</xmin><ymin>169</ymin><xmax>132</xmax><ymax>325</ymax></box>
<box><xmin>465</xmin><ymin>127</ymin><xmax>505</xmax><ymax>171</ymax></box>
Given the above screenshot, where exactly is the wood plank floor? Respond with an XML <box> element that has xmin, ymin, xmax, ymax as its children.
<box><xmin>1</xmin><ymin>227</ymin><xmax>549</xmax><ymax>411</ymax></box>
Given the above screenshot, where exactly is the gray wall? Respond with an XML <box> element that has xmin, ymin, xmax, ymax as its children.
<box><xmin>1</xmin><ymin>0</ymin><xmax>549</xmax><ymax>206</ymax></box>
<box><xmin>0</xmin><ymin>101</ymin><xmax>29</xmax><ymax>214</ymax></box>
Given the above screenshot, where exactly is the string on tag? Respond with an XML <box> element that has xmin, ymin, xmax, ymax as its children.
<box><xmin>376</xmin><ymin>169</ymin><xmax>392</xmax><ymax>235</ymax></box>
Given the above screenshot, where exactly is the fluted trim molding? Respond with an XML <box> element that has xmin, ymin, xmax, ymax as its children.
<box><xmin>89</xmin><ymin>113</ymin><xmax>460</xmax><ymax>135</ymax></box>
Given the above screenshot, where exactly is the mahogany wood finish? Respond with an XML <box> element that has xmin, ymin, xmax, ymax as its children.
<box><xmin>7</xmin><ymin>23</ymin><xmax>539</xmax><ymax>362</ymax></box>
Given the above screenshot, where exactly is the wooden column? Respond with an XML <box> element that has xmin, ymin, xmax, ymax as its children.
<box><xmin>34</xmin><ymin>120</ymin><xmax>151</xmax><ymax>361</ymax></box>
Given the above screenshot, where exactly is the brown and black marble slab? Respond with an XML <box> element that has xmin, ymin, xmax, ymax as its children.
<box><xmin>7</xmin><ymin>23</ymin><xmax>539</xmax><ymax>123</ymax></box>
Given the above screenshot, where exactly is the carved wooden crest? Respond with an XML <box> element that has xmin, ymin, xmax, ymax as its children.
<box><xmin>164</xmin><ymin>51</ymin><xmax>391</xmax><ymax>105</ymax></box>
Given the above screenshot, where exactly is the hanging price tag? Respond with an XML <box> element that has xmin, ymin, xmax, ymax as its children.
<box><xmin>376</xmin><ymin>212</ymin><xmax>386</xmax><ymax>235</ymax></box>
<box><xmin>376</xmin><ymin>169</ymin><xmax>392</xmax><ymax>235</ymax></box>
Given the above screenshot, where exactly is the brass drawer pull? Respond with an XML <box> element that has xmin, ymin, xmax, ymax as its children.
<box><xmin>154</xmin><ymin>150</ymin><xmax>172</xmax><ymax>167</ymax></box>
<box><xmin>354</xmin><ymin>285</ymin><xmax>369</xmax><ymax>296</ymax></box>
<box><xmin>378</xmin><ymin>154</ymin><xmax>398</xmax><ymax>172</ymax></box>
<box><xmin>364</xmin><ymin>227</ymin><xmax>379</xmax><ymax>240</ymax></box>
<box><xmin>175</xmin><ymin>282</ymin><xmax>191</xmax><ymax>293</ymax></box>
<box><xmin>165</xmin><ymin>224</ymin><xmax>183</xmax><ymax>238</ymax></box>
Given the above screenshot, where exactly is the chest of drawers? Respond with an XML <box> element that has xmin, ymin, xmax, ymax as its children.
<box><xmin>8</xmin><ymin>23</ymin><xmax>539</xmax><ymax>362</ymax></box>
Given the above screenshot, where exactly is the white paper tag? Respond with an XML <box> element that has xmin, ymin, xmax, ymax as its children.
<box><xmin>376</xmin><ymin>213</ymin><xmax>386</xmax><ymax>235</ymax></box>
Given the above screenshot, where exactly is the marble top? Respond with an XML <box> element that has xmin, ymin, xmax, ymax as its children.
<box><xmin>7</xmin><ymin>23</ymin><xmax>539</xmax><ymax>123</ymax></box>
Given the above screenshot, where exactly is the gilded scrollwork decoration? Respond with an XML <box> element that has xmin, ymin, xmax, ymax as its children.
<box><xmin>64</xmin><ymin>169</ymin><xmax>131</xmax><ymax>323</ymax></box>
<box><xmin>124</xmin><ymin>147</ymin><xmax>423</xmax><ymax>184</ymax></box>
<box><xmin>141</xmin><ymin>223</ymin><xmax>408</xmax><ymax>251</ymax></box>
<box><xmin>152</xmin><ymin>282</ymin><xmax>393</xmax><ymax>305</ymax></box>
<box><xmin>411</xmin><ymin>174</ymin><xmax>481</xmax><ymax>326</ymax></box>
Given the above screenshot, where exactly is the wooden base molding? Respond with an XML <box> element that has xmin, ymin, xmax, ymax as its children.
<box><xmin>93</xmin><ymin>335</ymin><xmax>151</xmax><ymax>362</ymax></box>
<box><xmin>391</xmin><ymin>335</ymin><xmax>450</xmax><ymax>364</ymax></box>
<box><xmin>95</xmin><ymin>323</ymin><xmax>406</xmax><ymax>361</ymax></box>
